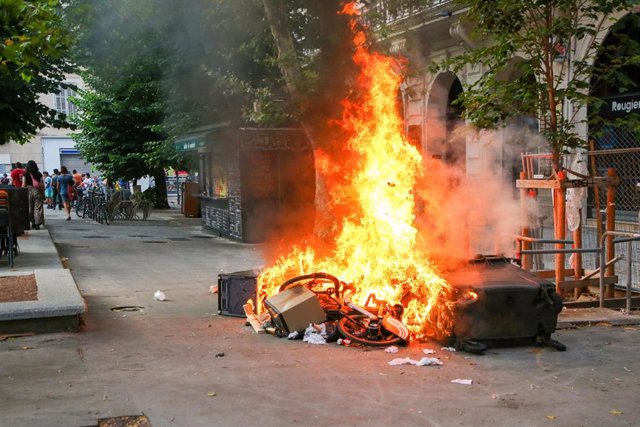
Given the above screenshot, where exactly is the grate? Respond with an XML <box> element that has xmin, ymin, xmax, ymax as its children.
<box><xmin>141</xmin><ymin>241</ymin><xmax>168</xmax><ymax>244</ymax></box>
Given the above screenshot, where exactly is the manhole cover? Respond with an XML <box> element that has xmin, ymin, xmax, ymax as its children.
<box><xmin>191</xmin><ymin>235</ymin><xmax>213</xmax><ymax>239</ymax></box>
<box><xmin>141</xmin><ymin>241</ymin><xmax>168</xmax><ymax>244</ymax></box>
<box><xmin>167</xmin><ymin>237</ymin><xmax>190</xmax><ymax>241</ymax></box>
<box><xmin>97</xmin><ymin>415</ymin><xmax>151</xmax><ymax>427</ymax></box>
<box><xmin>82</xmin><ymin>235</ymin><xmax>111</xmax><ymax>239</ymax></box>
<box><xmin>110</xmin><ymin>306</ymin><xmax>145</xmax><ymax>312</ymax></box>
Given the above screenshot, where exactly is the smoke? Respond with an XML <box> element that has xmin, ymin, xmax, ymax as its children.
<box><xmin>415</xmin><ymin>124</ymin><xmax>547</xmax><ymax>270</ymax></box>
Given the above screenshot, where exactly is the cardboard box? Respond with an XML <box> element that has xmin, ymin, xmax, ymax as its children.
<box><xmin>264</xmin><ymin>286</ymin><xmax>326</xmax><ymax>333</ymax></box>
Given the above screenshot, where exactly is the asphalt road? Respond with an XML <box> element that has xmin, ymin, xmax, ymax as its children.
<box><xmin>1</xmin><ymin>209</ymin><xmax>639</xmax><ymax>427</ymax></box>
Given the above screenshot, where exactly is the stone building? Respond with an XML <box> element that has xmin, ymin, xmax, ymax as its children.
<box><xmin>0</xmin><ymin>73</ymin><xmax>92</xmax><ymax>175</ymax></box>
<box><xmin>382</xmin><ymin>2</ymin><xmax>640</xmax><ymax>220</ymax></box>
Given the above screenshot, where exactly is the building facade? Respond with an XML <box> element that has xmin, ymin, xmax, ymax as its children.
<box><xmin>0</xmin><ymin>73</ymin><xmax>92</xmax><ymax>175</ymax></box>
<box><xmin>383</xmin><ymin>2</ymin><xmax>640</xmax><ymax>215</ymax></box>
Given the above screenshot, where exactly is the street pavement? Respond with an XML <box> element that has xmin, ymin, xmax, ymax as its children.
<box><xmin>1</xmin><ymin>207</ymin><xmax>640</xmax><ymax>426</ymax></box>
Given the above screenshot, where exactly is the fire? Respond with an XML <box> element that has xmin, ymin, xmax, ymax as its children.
<box><xmin>257</xmin><ymin>3</ymin><xmax>454</xmax><ymax>340</ymax></box>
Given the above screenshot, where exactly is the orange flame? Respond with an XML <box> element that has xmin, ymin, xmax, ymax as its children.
<box><xmin>257</xmin><ymin>3</ymin><xmax>454</xmax><ymax>340</ymax></box>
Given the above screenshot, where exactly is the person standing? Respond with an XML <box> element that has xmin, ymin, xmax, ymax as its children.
<box><xmin>57</xmin><ymin>166</ymin><xmax>75</xmax><ymax>220</ymax></box>
<box><xmin>51</xmin><ymin>169</ymin><xmax>62</xmax><ymax>210</ymax></box>
<box><xmin>72</xmin><ymin>169</ymin><xmax>82</xmax><ymax>187</ymax></box>
<box><xmin>10</xmin><ymin>162</ymin><xmax>25</xmax><ymax>187</ymax></box>
<box><xmin>43</xmin><ymin>171</ymin><xmax>53</xmax><ymax>208</ymax></box>
<box><xmin>0</xmin><ymin>173</ymin><xmax>10</xmax><ymax>185</ymax></box>
<box><xmin>22</xmin><ymin>160</ymin><xmax>45</xmax><ymax>230</ymax></box>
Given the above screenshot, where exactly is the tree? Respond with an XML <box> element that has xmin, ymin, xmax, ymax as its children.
<box><xmin>262</xmin><ymin>0</ymin><xmax>361</xmax><ymax>236</ymax></box>
<box><xmin>433</xmin><ymin>0</ymin><xmax>639</xmax><ymax>171</ymax></box>
<box><xmin>69</xmin><ymin>0</ymin><xmax>283</xmax><ymax>207</ymax></box>
<box><xmin>68</xmin><ymin>0</ymin><xmax>177</xmax><ymax>207</ymax></box>
<box><xmin>0</xmin><ymin>0</ymin><xmax>74</xmax><ymax>145</ymax></box>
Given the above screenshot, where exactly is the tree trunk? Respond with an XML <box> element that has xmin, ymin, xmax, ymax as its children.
<box><xmin>262</xmin><ymin>0</ymin><xmax>333</xmax><ymax>238</ymax></box>
<box><xmin>152</xmin><ymin>167</ymin><xmax>170</xmax><ymax>209</ymax></box>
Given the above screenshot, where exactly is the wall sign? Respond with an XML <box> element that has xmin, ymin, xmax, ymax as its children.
<box><xmin>600</xmin><ymin>92</ymin><xmax>640</xmax><ymax>119</ymax></box>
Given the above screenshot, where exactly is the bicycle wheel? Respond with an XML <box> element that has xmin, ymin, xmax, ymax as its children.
<box><xmin>75</xmin><ymin>199</ymin><xmax>84</xmax><ymax>217</ymax></box>
<box><xmin>102</xmin><ymin>203</ymin><xmax>110</xmax><ymax>225</ymax></box>
<box><xmin>337</xmin><ymin>315</ymin><xmax>403</xmax><ymax>347</ymax></box>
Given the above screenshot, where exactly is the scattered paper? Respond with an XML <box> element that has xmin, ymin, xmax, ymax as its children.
<box><xmin>416</xmin><ymin>357</ymin><xmax>443</xmax><ymax>366</ymax></box>
<box><xmin>609</xmin><ymin>409</ymin><xmax>623</xmax><ymax>415</ymax></box>
<box><xmin>423</xmin><ymin>349</ymin><xmax>436</xmax><ymax>355</ymax></box>
<box><xmin>388</xmin><ymin>357</ymin><xmax>442</xmax><ymax>367</ymax></box>
<box><xmin>287</xmin><ymin>331</ymin><xmax>299</xmax><ymax>340</ymax></box>
<box><xmin>209</xmin><ymin>285</ymin><xmax>218</xmax><ymax>294</ymax></box>
<box><xmin>441</xmin><ymin>346</ymin><xmax>456</xmax><ymax>352</ymax></box>
<box><xmin>385</xmin><ymin>346</ymin><xmax>399</xmax><ymax>353</ymax></box>
<box><xmin>451</xmin><ymin>379</ymin><xmax>472</xmax><ymax>385</ymax></box>
<box><xmin>546</xmin><ymin>415</ymin><xmax>556</xmax><ymax>420</ymax></box>
<box><xmin>153</xmin><ymin>290</ymin><xmax>167</xmax><ymax>301</ymax></box>
<box><xmin>207</xmin><ymin>392</ymin><xmax>217</xmax><ymax>397</ymax></box>
<box><xmin>388</xmin><ymin>357</ymin><xmax>415</xmax><ymax>366</ymax></box>
<box><xmin>303</xmin><ymin>324</ymin><xmax>326</xmax><ymax>345</ymax></box>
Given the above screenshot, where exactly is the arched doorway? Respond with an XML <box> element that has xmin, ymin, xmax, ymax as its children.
<box><xmin>589</xmin><ymin>12</ymin><xmax>640</xmax><ymax>220</ymax></box>
<box><xmin>425</xmin><ymin>71</ymin><xmax>465</xmax><ymax>171</ymax></box>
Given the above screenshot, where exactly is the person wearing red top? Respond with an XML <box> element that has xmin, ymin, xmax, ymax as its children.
<box><xmin>10</xmin><ymin>162</ymin><xmax>25</xmax><ymax>187</ymax></box>
<box><xmin>72</xmin><ymin>169</ymin><xmax>82</xmax><ymax>187</ymax></box>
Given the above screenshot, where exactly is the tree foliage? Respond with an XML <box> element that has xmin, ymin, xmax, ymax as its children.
<box><xmin>433</xmin><ymin>0</ymin><xmax>639</xmax><ymax>168</ymax></box>
<box><xmin>0</xmin><ymin>0</ymin><xmax>74</xmax><ymax>145</ymax></box>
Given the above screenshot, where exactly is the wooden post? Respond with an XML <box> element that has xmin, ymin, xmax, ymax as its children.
<box><xmin>605</xmin><ymin>168</ymin><xmax>617</xmax><ymax>298</ymax></box>
<box><xmin>573</xmin><ymin>212</ymin><xmax>584</xmax><ymax>299</ymax></box>
<box><xmin>589</xmin><ymin>141</ymin><xmax>603</xmax><ymax>241</ymax></box>
<box><xmin>555</xmin><ymin>171</ymin><xmax>567</xmax><ymax>296</ymax></box>
<box><xmin>519</xmin><ymin>171</ymin><xmax>532</xmax><ymax>270</ymax></box>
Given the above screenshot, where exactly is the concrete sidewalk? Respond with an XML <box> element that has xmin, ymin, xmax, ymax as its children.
<box><xmin>0</xmin><ymin>213</ymin><xmax>85</xmax><ymax>333</ymax></box>
<box><xmin>2</xmin><ymin>207</ymin><xmax>640</xmax><ymax>426</ymax></box>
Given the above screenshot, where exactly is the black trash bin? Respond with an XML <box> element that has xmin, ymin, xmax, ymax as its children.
<box><xmin>0</xmin><ymin>186</ymin><xmax>30</xmax><ymax>234</ymax></box>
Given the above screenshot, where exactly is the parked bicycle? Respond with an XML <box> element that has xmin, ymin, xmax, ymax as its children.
<box><xmin>74</xmin><ymin>188</ymin><xmax>110</xmax><ymax>225</ymax></box>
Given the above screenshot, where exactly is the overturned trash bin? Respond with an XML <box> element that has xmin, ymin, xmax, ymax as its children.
<box><xmin>218</xmin><ymin>269</ymin><xmax>260</xmax><ymax>317</ymax></box>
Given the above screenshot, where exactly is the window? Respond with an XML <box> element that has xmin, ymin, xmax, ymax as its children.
<box><xmin>54</xmin><ymin>86</ymin><xmax>77</xmax><ymax>116</ymax></box>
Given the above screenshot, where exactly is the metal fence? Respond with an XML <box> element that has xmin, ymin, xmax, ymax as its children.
<box><xmin>520</xmin><ymin>140</ymin><xmax>640</xmax><ymax>291</ymax></box>
<box><xmin>587</xmin><ymin>147</ymin><xmax>640</xmax><ymax>223</ymax></box>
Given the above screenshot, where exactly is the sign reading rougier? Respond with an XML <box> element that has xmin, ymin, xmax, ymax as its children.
<box><xmin>600</xmin><ymin>92</ymin><xmax>640</xmax><ymax>119</ymax></box>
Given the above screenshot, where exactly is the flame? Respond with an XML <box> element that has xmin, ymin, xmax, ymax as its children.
<box><xmin>257</xmin><ymin>3</ymin><xmax>454</xmax><ymax>340</ymax></box>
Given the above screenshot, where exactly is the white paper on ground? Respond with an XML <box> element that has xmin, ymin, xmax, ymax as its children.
<box><xmin>302</xmin><ymin>324</ymin><xmax>327</xmax><ymax>345</ymax></box>
<box><xmin>388</xmin><ymin>357</ymin><xmax>442</xmax><ymax>367</ymax></box>
<box><xmin>451</xmin><ymin>379</ymin><xmax>473</xmax><ymax>385</ymax></box>
<box><xmin>416</xmin><ymin>357</ymin><xmax>443</xmax><ymax>366</ymax></box>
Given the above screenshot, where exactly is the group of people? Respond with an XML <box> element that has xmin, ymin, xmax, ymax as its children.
<box><xmin>3</xmin><ymin>162</ymin><xmax>82</xmax><ymax>227</ymax></box>
<box><xmin>3</xmin><ymin>162</ymin><xmax>134</xmax><ymax>227</ymax></box>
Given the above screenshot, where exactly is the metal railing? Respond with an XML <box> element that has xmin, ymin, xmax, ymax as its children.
<box><xmin>516</xmin><ymin>232</ymin><xmax>640</xmax><ymax>309</ymax></box>
<box><xmin>599</xmin><ymin>231</ymin><xmax>640</xmax><ymax>310</ymax></box>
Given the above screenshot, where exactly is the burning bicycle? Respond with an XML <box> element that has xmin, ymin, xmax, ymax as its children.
<box><xmin>262</xmin><ymin>272</ymin><xmax>410</xmax><ymax>347</ymax></box>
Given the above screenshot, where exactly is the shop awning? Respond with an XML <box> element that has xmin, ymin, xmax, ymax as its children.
<box><xmin>175</xmin><ymin>135</ymin><xmax>206</xmax><ymax>152</ymax></box>
<box><xmin>174</xmin><ymin>122</ymin><xmax>231</xmax><ymax>152</ymax></box>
